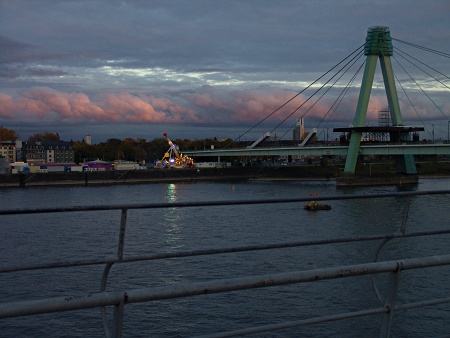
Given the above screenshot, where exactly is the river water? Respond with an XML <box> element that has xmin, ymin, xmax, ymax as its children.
<box><xmin>1</xmin><ymin>178</ymin><xmax>449</xmax><ymax>337</ymax></box>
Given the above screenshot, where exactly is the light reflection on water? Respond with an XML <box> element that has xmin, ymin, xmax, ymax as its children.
<box><xmin>0</xmin><ymin>178</ymin><xmax>449</xmax><ymax>337</ymax></box>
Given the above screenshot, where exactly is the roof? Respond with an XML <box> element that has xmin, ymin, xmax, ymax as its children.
<box><xmin>333</xmin><ymin>126</ymin><xmax>424</xmax><ymax>133</ymax></box>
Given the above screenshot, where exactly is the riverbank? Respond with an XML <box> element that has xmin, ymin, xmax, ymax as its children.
<box><xmin>0</xmin><ymin>166</ymin><xmax>337</xmax><ymax>187</ymax></box>
<box><xmin>1</xmin><ymin>162</ymin><xmax>449</xmax><ymax>187</ymax></box>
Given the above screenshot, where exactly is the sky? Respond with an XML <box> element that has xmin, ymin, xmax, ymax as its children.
<box><xmin>1</xmin><ymin>0</ymin><xmax>449</xmax><ymax>143</ymax></box>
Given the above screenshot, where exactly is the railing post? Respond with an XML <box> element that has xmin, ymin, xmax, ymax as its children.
<box><xmin>110</xmin><ymin>208</ymin><xmax>128</xmax><ymax>338</ymax></box>
<box><xmin>379</xmin><ymin>264</ymin><xmax>402</xmax><ymax>338</ymax></box>
<box><xmin>102</xmin><ymin>208</ymin><xmax>128</xmax><ymax>338</ymax></box>
<box><xmin>112</xmin><ymin>294</ymin><xmax>127</xmax><ymax>338</ymax></box>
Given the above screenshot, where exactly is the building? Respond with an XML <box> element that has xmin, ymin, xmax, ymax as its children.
<box><xmin>15</xmin><ymin>140</ymin><xmax>24</xmax><ymax>162</ymax></box>
<box><xmin>0</xmin><ymin>155</ymin><xmax>9</xmax><ymax>173</ymax></box>
<box><xmin>25</xmin><ymin>142</ymin><xmax>46</xmax><ymax>165</ymax></box>
<box><xmin>83</xmin><ymin>160</ymin><xmax>112</xmax><ymax>171</ymax></box>
<box><xmin>293</xmin><ymin>118</ymin><xmax>306</xmax><ymax>141</ymax></box>
<box><xmin>25</xmin><ymin>141</ymin><xmax>75</xmax><ymax>165</ymax></box>
<box><xmin>0</xmin><ymin>141</ymin><xmax>16</xmax><ymax>162</ymax></box>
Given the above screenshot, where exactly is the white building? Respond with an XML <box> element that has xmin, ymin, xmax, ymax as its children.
<box><xmin>293</xmin><ymin>118</ymin><xmax>306</xmax><ymax>141</ymax></box>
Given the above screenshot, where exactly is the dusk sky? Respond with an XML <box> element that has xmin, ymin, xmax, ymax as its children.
<box><xmin>1</xmin><ymin>0</ymin><xmax>449</xmax><ymax>143</ymax></box>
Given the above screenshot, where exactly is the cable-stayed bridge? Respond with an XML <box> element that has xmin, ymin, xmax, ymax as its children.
<box><xmin>184</xmin><ymin>26</ymin><xmax>450</xmax><ymax>178</ymax></box>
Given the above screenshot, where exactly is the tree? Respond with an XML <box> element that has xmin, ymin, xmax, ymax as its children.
<box><xmin>28</xmin><ymin>132</ymin><xmax>60</xmax><ymax>142</ymax></box>
<box><xmin>0</xmin><ymin>127</ymin><xmax>19</xmax><ymax>141</ymax></box>
<box><xmin>133</xmin><ymin>147</ymin><xmax>147</xmax><ymax>162</ymax></box>
<box><xmin>73</xmin><ymin>141</ymin><xmax>98</xmax><ymax>163</ymax></box>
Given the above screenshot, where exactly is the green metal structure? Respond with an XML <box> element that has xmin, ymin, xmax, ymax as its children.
<box><xmin>344</xmin><ymin>26</ymin><xmax>417</xmax><ymax>175</ymax></box>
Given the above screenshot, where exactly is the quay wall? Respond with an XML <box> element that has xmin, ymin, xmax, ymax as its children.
<box><xmin>0</xmin><ymin>166</ymin><xmax>339</xmax><ymax>187</ymax></box>
<box><xmin>2</xmin><ymin>161</ymin><xmax>449</xmax><ymax>187</ymax></box>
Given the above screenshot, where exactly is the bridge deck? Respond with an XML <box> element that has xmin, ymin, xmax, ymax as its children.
<box><xmin>184</xmin><ymin>143</ymin><xmax>450</xmax><ymax>158</ymax></box>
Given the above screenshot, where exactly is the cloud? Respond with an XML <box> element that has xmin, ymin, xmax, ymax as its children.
<box><xmin>0</xmin><ymin>87</ymin><xmax>201</xmax><ymax>124</ymax></box>
<box><xmin>1</xmin><ymin>84</ymin><xmax>448</xmax><ymax>134</ymax></box>
<box><xmin>1</xmin><ymin>85</ymin><xmax>339</xmax><ymax>134</ymax></box>
<box><xmin>181</xmin><ymin>85</ymin><xmax>325</xmax><ymax>125</ymax></box>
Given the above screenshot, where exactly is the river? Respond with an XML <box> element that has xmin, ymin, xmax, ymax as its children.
<box><xmin>1</xmin><ymin>178</ymin><xmax>449</xmax><ymax>337</ymax></box>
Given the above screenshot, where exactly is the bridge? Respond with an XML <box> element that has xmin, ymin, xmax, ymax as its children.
<box><xmin>184</xmin><ymin>26</ymin><xmax>449</xmax><ymax>178</ymax></box>
<box><xmin>184</xmin><ymin>143</ymin><xmax>450</xmax><ymax>161</ymax></box>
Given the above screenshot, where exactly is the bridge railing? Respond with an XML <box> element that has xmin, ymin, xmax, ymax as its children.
<box><xmin>1</xmin><ymin>190</ymin><xmax>450</xmax><ymax>337</ymax></box>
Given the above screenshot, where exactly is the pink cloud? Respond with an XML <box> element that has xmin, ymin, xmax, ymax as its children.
<box><xmin>182</xmin><ymin>86</ymin><xmax>335</xmax><ymax>124</ymax></box>
<box><xmin>0</xmin><ymin>87</ymin><xmax>199</xmax><ymax>124</ymax></box>
<box><xmin>0</xmin><ymin>93</ymin><xmax>15</xmax><ymax>118</ymax></box>
<box><xmin>0</xmin><ymin>86</ymin><xmax>446</xmax><ymax>131</ymax></box>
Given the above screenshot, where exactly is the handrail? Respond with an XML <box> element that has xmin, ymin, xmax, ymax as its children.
<box><xmin>1</xmin><ymin>189</ymin><xmax>449</xmax><ymax>337</ymax></box>
<box><xmin>2</xmin><ymin>228</ymin><xmax>450</xmax><ymax>274</ymax></box>
<box><xmin>1</xmin><ymin>254</ymin><xmax>450</xmax><ymax>319</ymax></box>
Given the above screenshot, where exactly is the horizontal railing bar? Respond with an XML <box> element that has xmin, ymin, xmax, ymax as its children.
<box><xmin>203</xmin><ymin>306</ymin><xmax>387</xmax><ymax>337</ymax></box>
<box><xmin>1</xmin><ymin>189</ymin><xmax>449</xmax><ymax>216</ymax></box>
<box><xmin>2</xmin><ymin>254</ymin><xmax>450</xmax><ymax>319</ymax></box>
<box><xmin>196</xmin><ymin>307</ymin><xmax>387</xmax><ymax>338</ymax></box>
<box><xmin>198</xmin><ymin>296</ymin><xmax>450</xmax><ymax>338</ymax></box>
<box><xmin>2</xmin><ymin>228</ymin><xmax>450</xmax><ymax>274</ymax></box>
<box><xmin>395</xmin><ymin>296</ymin><xmax>450</xmax><ymax>311</ymax></box>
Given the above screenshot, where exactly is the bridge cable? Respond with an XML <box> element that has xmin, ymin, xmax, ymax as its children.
<box><xmin>391</xmin><ymin>63</ymin><xmax>431</xmax><ymax>138</ymax></box>
<box><xmin>272</xmin><ymin>50</ymin><xmax>364</xmax><ymax>135</ymax></box>
<box><xmin>391</xmin><ymin>38</ymin><xmax>450</xmax><ymax>59</ymax></box>
<box><xmin>222</xmin><ymin>43</ymin><xmax>365</xmax><ymax>149</ymax></box>
<box><xmin>390</xmin><ymin>38</ymin><xmax>449</xmax><ymax>138</ymax></box>
<box><xmin>392</xmin><ymin>55</ymin><xmax>449</xmax><ymax>120</ymax></box>
<box><xmin>276</xmin><ymin>53</ymin><xmax>365</xmax><ymax>141</ymax></box>
<box><xmin>316</xmin><ymin>59</ymin><xmax>366</xmax><ymax>132</ymax></box>
<box><xmin>267</xmin><ymin>48</ymin><xmax>365</xmax><ymax>139</ymax></box>
<box><xmin>394</xmin><ymin>47</ymin><xmax>450</xmax><ymax>90</ymax></box>
<box><xmin>380</xmin><ymin>43</ymin><xmax>443</xmax><ymax>139</ymax></box>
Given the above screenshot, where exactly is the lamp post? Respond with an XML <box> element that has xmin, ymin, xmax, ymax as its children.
<box><xmin>432</xmin><ymin>124</ymin><xmax>434</xmax><ymax>142</ymax></box>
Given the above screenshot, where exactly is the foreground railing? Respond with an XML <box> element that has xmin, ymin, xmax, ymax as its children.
<box><xmin>1</xmin><ymin>190</ymin><xmax>450</xmax><ymax>337</ymax></box>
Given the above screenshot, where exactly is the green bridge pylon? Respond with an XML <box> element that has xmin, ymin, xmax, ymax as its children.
<box><xmin>344</xmin><ymin>26</ymin><xmax>417</xmax><ymax>175</ymax></box>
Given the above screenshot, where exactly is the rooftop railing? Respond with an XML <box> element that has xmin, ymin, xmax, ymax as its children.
<box><xmin>1</xmin><ymin>190</ymin><xmax>450</xmax><ymax>337</ymax></box>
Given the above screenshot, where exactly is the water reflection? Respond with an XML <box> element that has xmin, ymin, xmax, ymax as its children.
<box><xmin>163</xmin><ymin>183</ymin><xmax>183</xmax><ymax>250</ymax></box>
<box><xmin>165</xmin><ymin>183</ymin><xmax>177</xmax><ymax>203</ymax></box>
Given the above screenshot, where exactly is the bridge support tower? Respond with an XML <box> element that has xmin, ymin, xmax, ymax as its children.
<box><xmin>343</xmin><ymin>26</ymin><xmax>417</xmax><ymax>175</ymax></box>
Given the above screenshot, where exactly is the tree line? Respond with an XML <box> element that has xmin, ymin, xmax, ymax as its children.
<box><xmin>74</xmin><ymin>137</ymin><xmax>235</xmax><ymax>163</ymax></box>
<box><xmin>0</xmin><ymin>127</ymin><xmax>234</xmax><ymax>163</ymax></box>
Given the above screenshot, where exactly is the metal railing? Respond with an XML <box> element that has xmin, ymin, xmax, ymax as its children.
<box><xmin>1</xmin><ymin>190</ymin><xmax>450</xmax><ymax>337</ymax></box>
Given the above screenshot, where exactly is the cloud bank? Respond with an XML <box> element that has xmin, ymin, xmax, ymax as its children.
<box><xmin>2</xmin><ymin>85</ymin><xmax>446</xmax><ymax>131</ymax></box>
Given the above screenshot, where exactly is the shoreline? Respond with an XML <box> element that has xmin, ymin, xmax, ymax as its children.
<box><xmin>1</xmin><ymin>166</ymin><xmax>449</xmax><ymax>188</ymax></box>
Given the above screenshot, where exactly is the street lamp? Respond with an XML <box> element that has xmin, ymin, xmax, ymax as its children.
<box><xmin>432</xmin><ymin>124</ymin><xmax>434</xmax><ymax>142</ymax></box>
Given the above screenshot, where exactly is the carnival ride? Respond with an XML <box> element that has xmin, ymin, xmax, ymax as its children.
<box><xmin>158</xmin><ymin>132</ymin><xmax>194</xmax><ymax>168</ymax></box>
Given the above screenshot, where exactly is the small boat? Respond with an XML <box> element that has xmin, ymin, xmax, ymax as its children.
<box><xmin>304</xmin><ymin>201</ymin><xmax>332</xmax><ymax>211</ymax></box>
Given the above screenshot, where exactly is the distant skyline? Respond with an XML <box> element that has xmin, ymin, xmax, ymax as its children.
<box><xmin>1</xmin><ymin>0</ymin><xmax>449</xmax><ymax>143</ymax></box>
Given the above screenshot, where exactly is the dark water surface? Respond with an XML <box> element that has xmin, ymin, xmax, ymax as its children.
<box><xmin>1</xmin><ymin>178</ymin><xmax>449</xmax><ymax>337</ymax></box>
